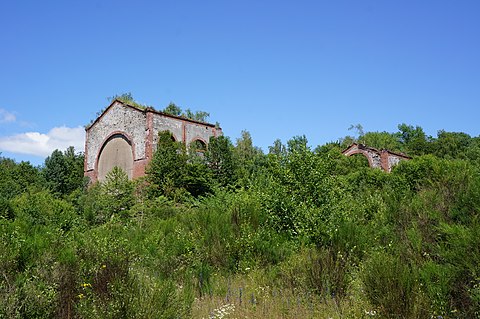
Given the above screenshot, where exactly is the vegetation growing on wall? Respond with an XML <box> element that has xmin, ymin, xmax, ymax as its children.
<box><xmin>88</xmin><ymin>93</ymin><xmax>212</xmax><ymax>128</ymax></box>
<box><xmin>162</xmin><ymin>102</ymin><xmax>210</xmax><ymax>123</ymax></box>
<box><xmin>2</xmin><ymin>124</ymin><xmax>480</xmax><ymax>318</ymax></box>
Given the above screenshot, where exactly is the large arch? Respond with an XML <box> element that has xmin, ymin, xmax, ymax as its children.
<box><xmin>190</xmin><ymin>138</ymin><xmax>207</xmax><ymax>156</ymax></box>
<box><xmin>97</xmin><ymin>133</ymin><xmax>134</xmax><ymax>181</ymax></box>
<box><xmin>343</xmin><ymin>144</ymin><xmax>382</xmax><ymax>169</ymax></box>
<box><xmin>342</xmin><ymin>143</ymin><xmax>410</xmax><ymax>172</ymax></box>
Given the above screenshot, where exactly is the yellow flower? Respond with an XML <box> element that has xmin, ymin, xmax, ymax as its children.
<box><xmin>101</xmin><ymin>264</ymin><xmax>107</xmax><ymax>269</ymax></box>
<box><xmin>82</xmin><ymin>283</ymin><xmax>92</xmax><ymax>288</ymax></box>
<box><xmin>78</xmin><ymin>293</ymin><xmax>84</xmax><ymax>299</ymax></box>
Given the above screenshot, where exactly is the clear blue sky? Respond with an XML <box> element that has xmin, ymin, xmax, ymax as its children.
<box><xmin>1</xmin><ymin>0</ymin><xmax>479</xmax><ymax>165</ymax></box>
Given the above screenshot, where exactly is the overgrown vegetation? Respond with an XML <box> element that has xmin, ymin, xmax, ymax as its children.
<box><xmin>2</xmin><ymin>124</ymin><xmax>480</xmax><ymax>318</ymax></box>
<box><xmin>88</xmin><ymin>93</ymin><xmax>211</xmax><ymax>127</ymax></box>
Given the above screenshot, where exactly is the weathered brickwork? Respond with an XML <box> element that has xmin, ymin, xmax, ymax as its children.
<box><xmin>85</xmin><ymin>100</ymin><xmax>221</xmax><ymax>182</ymax></box>
<box><xmin>342</xmin><ymin>143</ymin><xmax>410</xmax><ymax>172</ymax></box>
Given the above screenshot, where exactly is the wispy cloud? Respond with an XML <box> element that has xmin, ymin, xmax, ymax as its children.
<box><xmin>0</xmin><ymin>126</ymin><xmax>85</xmax><ymax>157</ymax></box>
<box><xmin>0</xmin><ymin>109</ymin><xmax>16</xmax><ymax>123</ymax></box>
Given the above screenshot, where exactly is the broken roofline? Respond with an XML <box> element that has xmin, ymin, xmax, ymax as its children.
<box><xmin>342</xmin><ymin>142</ymin><xmax>411</xmax><ymax>159</ymax></box>
<box><xmin>85</xmin><ymin>99</ymin><xmax>219</xmax><ymax>131</ymax></box>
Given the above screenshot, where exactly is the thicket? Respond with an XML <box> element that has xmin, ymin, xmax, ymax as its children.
<box><xmin>2</xmin><ymin>124</ymin><xmax>480</xmax><ymax>318</ymax></box>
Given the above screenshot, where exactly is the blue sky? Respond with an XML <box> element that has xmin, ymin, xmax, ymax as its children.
<box><xmin>1</xmin><ymin>0</ymin><xmax>479</xmax><ymax>165</ymax></box>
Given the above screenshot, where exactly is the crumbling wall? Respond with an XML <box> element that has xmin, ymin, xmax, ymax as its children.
<box><xmin>387</xmin><ymin>154</ymin><xmax>403</xmax><ymax>172</ymax></box>
<box><xmin>342</xmin><ymin>143</ymin><xmax>410</xmax><ymax>172</ymax></box>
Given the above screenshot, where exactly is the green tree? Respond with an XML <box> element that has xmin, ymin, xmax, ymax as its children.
<box><xmin>287</xmin><ymin>135</ymin><xmax>308</xmax><ymax>153</ymax></box>
<box><xmin>183</xmin><ymin>109</ymin><xmax>210</xmax><ymax>122</ymax></box>
<box><xmin>162</xmin><ymin>102</ymin><xmax>211</xmax><ymax>122</ymax></box>
<box><xmin>433</xmin><ymin>130</ymin><xmax>472</xmax><ymax>159</ymax></box>
<box><xmin>163</xmin><ymin>102</ymin><xmax>182</xmax><ymax>116</ymax></box>
<box><xmin>339</xmin><ymin>124</ymin><xmax>364</xmax><ymax>147</ymax></box>
<box><xmin>0</xmin><ymin>156</ymin><xmax>42</xmax><ymax>218</ymax></box>
<box><xmin>0</xmin><ymin>157</ymin><xmax>42</xmax><ymax>199</ymax></box>
<box><xmin>233</xmin><ymin>130</ymin><xmax>264</xmax><ymax>186</ymax></box>
<box><xmin>43</xmin><ymin>147</ymin><xmax>85</xmax><ymax>197</ymax></box>
<box><xmin>397</xmin><ymin>123</ymin><xmax>430</xmax><ymax>155</ymax></box>
<box><xmin>147</xmin><ymin>131</ymin><xmax>187</xmax><ymax>198</ymax></box>
<box><xmin>268</xmin><ymin>139</ymin><xmax>286</xmax><ymax>157</ymax></box>
<box><xmin>358</xmin><ymin>131</ymin><xmax>401</xmax><ymax>151</ymax></box>
<box><xmin>102</xmin><ymin>166</ymin><xmax>135</xmax><ymax>218</ymax></box>
<box><xmin>108</xmin><ymin>92</ymin><xmax>151</xmax><ymax>109</ymax></box>
<box><xmin>147</xmin><ymin>131</ymin><xmax>212</xmax><ymax>200</ymax></box>
<box><xmin>109</xmin><ymin>92</ymin><xmax>135</xmax><ymax>103</ymax></box>
<box><xmin>206</xmin><ymin>136</ymin><xmax>236</xmax><ymax>187</ymax></box>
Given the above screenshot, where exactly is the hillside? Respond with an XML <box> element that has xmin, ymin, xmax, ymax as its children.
<box><xmin>1</xmin><ymin>126</ymin><xmax>480</xmax><ymax>318</ymax></box>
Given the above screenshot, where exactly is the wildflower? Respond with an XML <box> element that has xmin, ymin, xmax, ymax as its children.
<box><xmin>209</xmin><ymin>303</ymin><xmax>235</xmax><ymax>319</ymax></box>
<box><xmin>101</xmin><ymin>264</ymin><xmax>107</xmax><ymax>269</ymax></box>
<box><xmin>82</xmin><ymin>283</ymin><xmax>92</xmax><ymax>288</ymax></box>
<box><xmin>78</xmin><ymin>293</ymin><xmax>84</xmax><ymax>299</ymax></box>
<box><xmin>364</xmin><ymin>309</ymin><xmax>377</xmax><ymax>316</ymax></box>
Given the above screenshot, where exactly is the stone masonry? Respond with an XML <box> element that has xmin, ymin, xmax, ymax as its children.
<box><xmin>84</xmin><ymin>100</ymin><xmax>221</xmax><ymax>182</ymax></box>
<box><xmin>342</xmin><ymin>143</ymin><xmax>410</xmax><ymax>172</ymax></box>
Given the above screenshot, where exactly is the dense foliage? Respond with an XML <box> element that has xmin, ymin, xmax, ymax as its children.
<box><xmin>2</xmin><ymin>124</ymin><xmax>480</xmax><ymax>318</ymax></box>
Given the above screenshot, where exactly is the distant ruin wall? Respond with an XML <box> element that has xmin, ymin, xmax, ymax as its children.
<box><xmin>342</xmin><ymin>143</ymin><xmax>410</xmax><ymax>172</ymax></box>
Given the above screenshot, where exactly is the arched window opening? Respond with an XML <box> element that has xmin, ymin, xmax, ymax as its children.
<box><xmin>347</xmin><ymin>152</ymin><xmax>370</xmax><ymax>169</ymax></box>
<box><xmin>191</xmin><ymin>139</ymin><xmax>207</xmax><ymax>157</ymax></box>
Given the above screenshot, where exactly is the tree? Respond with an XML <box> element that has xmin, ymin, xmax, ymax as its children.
<box><xmin>109</xmin><ymin>92</ymin><xmax>135</xmax><ymax>104</ymax></box>
<box><xmin>147</xmin><ymin>131</ymin><xmax>186</xmax><ymax>197</ymax></box>
<box><xmin>206</xmin><ymin>136</ymin><xmax>236</xmax><ymax>187</ymax></box>
<box><xmin>233</xmin><ymin>130</ymin><xmax>264</xmax><ymax>186</ymax></box>
<box><xmin>358</xmin><ymin>131</ymin><xmax>401</xmax><ymax>151</ymax></box>
<box><xmin>268</xmin><ymin>139</ymin><xmax>287</xmax><ymax>157</ymax></box>
<box><xmin>101</xmin><ymin>166</ymin><xmax>135</xmax><ymax>218</ymax></box>
<box><xmin>287</xmin><ymin>135</ymin><xmax>308</xmax><ymax>153</ymax></box>
<box><xmin>146</xmin><ymin>131</ymin><xmax>212</xmax><ymax>199</ymax></box>
<box><xmin>397</xmin><ymin>123</ymin><xmax>430</xmax><ymax>155</ymax></box>
<box><xmin>43</xmin><ymin>147</ymin><xmax>85</xmax><ymax>196</ymax></box>
<box><xmin>0</xmin><ymin>157</ymin><xmax>42</xmax><ymax>198</ymax></box>
<box><xmin>183</xmin><ymin>109</ymin><xmax>210</xmax><ymax>122</ymax></box>
<box><xmin>0</xmin><ymin>156</ymin><xmax>42</xmax><ymax>219</ymax></box>
<box><xmin>163</xmin><ymin>102</ymin><xmax>182</xmax><ymax>116</ymax></box>
<box><xmin>433</xmin><ymin>130</ymin><xmax>472</xmax><ymax>159</ymax></box>
<box><xmin>108</xmin><ymin>92</ymin><xmax>150</xmax><ymax>109</ymax></box>
<box><xmin>162</xmin><ymin>102</ymin><xmax>210</xmax><ymax>122</ymax></box>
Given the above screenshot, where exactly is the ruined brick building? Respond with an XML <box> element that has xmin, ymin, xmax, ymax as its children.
<box><xmin>342</xmin><ymin>143</ymin><xmax>410</xmax><ymax>172</ymax></box>
<box><xmin>84</xmin><ymin>100</ymin><xmax>221</xmax><ymax>182</ymax></box>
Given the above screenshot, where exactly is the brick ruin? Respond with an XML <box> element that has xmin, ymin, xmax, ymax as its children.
<box><xmin>342</xmin><ymin>143</ymin><xmax>410</xmax><ymax>172</ymax></box>
<box><xmin>84</xmin><ymin>100</ymin><xmax>221</xmax><ymax>182</ymax></box>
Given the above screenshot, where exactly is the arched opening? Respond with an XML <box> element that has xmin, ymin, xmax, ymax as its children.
<box><xmin>97</xmin><ymin>134</ymin><xmax>133</xmax><ymax>181</ymax></box>
<box><xmin>153</xmin><ymin>131</ymin><xmax>177</xmax><ymax>153</ymax></box>
<box><xmin>347</xmin><ymin>152</ymin><xmax>371</xmax><ymax>169</ymax></box>
<box><xmin>190</xmin><ymin>139</ymin><xmax>207</xmax><ymax>157</ymax></box>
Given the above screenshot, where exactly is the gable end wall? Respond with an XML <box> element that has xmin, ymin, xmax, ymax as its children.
<box><xmin>85</xmin><ymin>102</ymin><xmax>147</xmax><ymax>171</ymax></box>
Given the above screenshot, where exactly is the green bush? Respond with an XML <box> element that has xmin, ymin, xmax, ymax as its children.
<box><xmin>361</xmin><ymin>251</ymin><xmax>427</xmax><ymax>318</ymax></box>
<box><xmin>276</xmin><ymin>247</ymin><xmax>350</xmax><ymax>299</ymax></box>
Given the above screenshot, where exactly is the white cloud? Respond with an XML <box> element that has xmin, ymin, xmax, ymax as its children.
<box><xmin>0</xmin><ymin>126</ymin><xmax>85</xmax><ymax>157</ymax></box>
<box><xmin>0</xmin><ymin>109</ymin><xmax>16</xmax><ymax>123</ymax></box>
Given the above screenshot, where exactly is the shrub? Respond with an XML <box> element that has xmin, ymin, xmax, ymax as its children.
<box><xmin>361</xmin><ymin>251</ymin><xmax>427</xmax><ymax>318</ymax></box>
